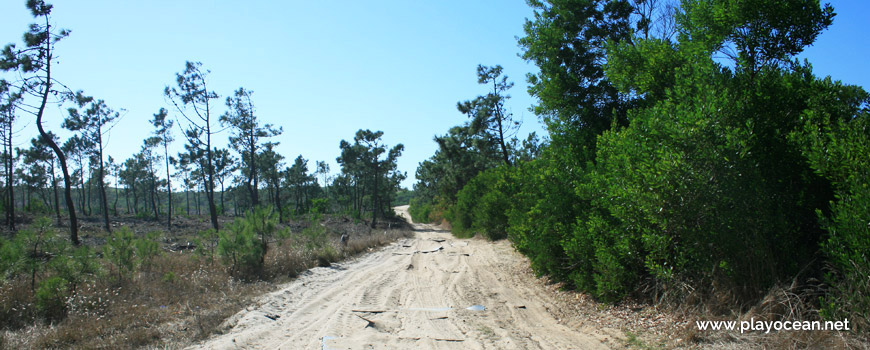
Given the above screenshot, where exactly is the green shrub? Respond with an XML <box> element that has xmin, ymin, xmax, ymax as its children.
<box><xmin>819</xmin><ymin>184</ymin><xmax>870</xmax><ymax>331</ymax></box>
<box><xmin>474</xmin><ymin>178</ymin><xmax>509</xmax><ymax>240</ymax></box>
<box><xmin>505</xmin><ymin>61</ymin><xmax>849</xmax><ymax>304</ymax></box>
<box><xmin>0</xmin><ymin>236</ymin><xmax>22</xmax><ymax>279</ymax></box>
<box><xmin>10</xmin><ymin>217</ymin><xmax>65</xmax><ymax>291</ymax></box>
<box><xmin>34</xmin><ymin>246</ymin><xmax>99</xmax><ymax>322</ymax></box>
<box><xmin>218</xmin><ymin>206</ymin><xmax>287</xmax><ymax>279</ymax></box>
<box><xmin>135</xmin><ymin>210</ymin><xmax>152</xmax><ymax>220</ymax></box>
<box><xmin>310</xmin><ymin>198</ymin><xmax>329</xmax><ymax>215</ymax></box>
<box><xmin>218</xmin><ymin>218</ymin><xmax>264</xmax><ymax>279</ymax></box>
<box><xmin>135</xmin><ymin>231</ymin><xmax>162</xmax><ymax>270</ymax></box>
<box><xmin>315</xmin><ymin>245</ymin><xmax>339</xmax><ymax>267</ymax></box>
<box><xmin>408</xmin><ymin>197</ymin><xmax>433</xmax><ymax>223</ymax></box>
<box><xmin>103</xmin><ymin>227</ymin><xmax>137</xmax><ymax>281</ymax></box>
<box><xmin>792</xmin><ymin>88</ymin><xmax>870</xmax><ymax>330</ymax></box>
<box><xmin>35</xmin><ymin>276</ymin><xmax>69</xmax><ymax>321</ymax></box>
<box><xmin>161</xmin><ymin>271</ymin><xmax>177</xmax><ymax>284</ymax></box>
<box><xmin>49</xmin><ymin>245</ymin><xmax>101</xmax><ymax>295</ymax></box>
<box><xmin>504</xmin><ymin>156</ymin><xmax>582</xmax><ymax>287</ymax></box>
<box><xmin>448</xmin><ymin>171</ymin><xmax>487</xmax><ymax>238</ymax></box>
<box><xmin>1</xmin><ymin>218</ymin><xmax>99</xmax><ymax>324</ymax></box>
<box><xmin>446</xmin><ymin>166</ymin><xmax>512</xmax><ymax>240</ymax></box>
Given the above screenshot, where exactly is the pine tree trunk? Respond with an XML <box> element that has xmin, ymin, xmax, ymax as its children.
<box><xmin>124</xmin><ymin>186</ymin><xmax>130</xmax><ymax>214</ymax></box>
<box><xmin>52</xmin><ymin>163</ymin><xmax>60</xmax><ymax>225</ymax></box>
<box><xmin>86</xmin><ymin>168</ymin><xmax>92</xmax><ymax>216</ymax></box>
<box><xmin>150</xmin><ymin>171</ymin><xmax>158</xmax><ymax>220</ymax></box>
<box><xmin>131</xmin><ymin>184</ymin><xmax>139</xmax><ymax>215</ymax></box>
<box><xmin>98</xmin><ymin>140</ymin><xmax>111</xmax><ymax>232</ymax></box>
<box><xmin>164</xmin><ymin>143</ymin><xmax>172</xmax><ymax>230</ymax></box>
<box><xmin>113</xmin><ymin>184</ymin><xmax>119</xmax><ymax>216</ymax></box>
<box><xmin>274</xmin><ymin>178</ymin><xmax>283</xmax><ymax>223</ymax></box>
<box><xmin>35</xmin><ymin>40</ymin><xmax>78</xmax><ymax>244</ymax></box>
<box><xmin>220</xmin><ymin>181</ymin><xmax>225</xmax><ymax>215</ymax></box>
<box><xmin>371</xmin><ymin>160</ymin><xmax>379</xmax><ymax>228</ymax></box>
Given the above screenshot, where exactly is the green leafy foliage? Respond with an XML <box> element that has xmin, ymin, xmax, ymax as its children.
<box><xmin>408</xmin><ymin>197</ymin><xmax>433</xmax><ymax>223</ymax></box>
<box><xmin>35</xmin><ymin>276</ymin><xmax>69</xmax><ymax>321</ymax></box>
<box><xmin>790</xmin><ymin>82</ymin><xmax>870</xmax><ymax>329</ymax></box>
<box><xmin>518</xmin><ymin>0</ymin><xmax>633</xmax><ymax>163</ymax></box>
<box><xmin>103</xmin><ymin>226</ymin><xmax>137</xmax><ymax>281</ymax></box>
<box><xmin>218</xmin><ymin>206</ymin><xmax>288</xmax><ymax>279</ymax></box>
<box><xmin>504</xmin><ymin>154</ymin><xmax>595</xmax><ymax>291</ymax></box>
<box><xmin>0</xmin><ymin>237</ymin><xmax>20</xmax><ymax>279</ymax></box>
<box><xmin>135</xmin><ymin>232</ymin><xmax>162</xmax><ymax>270</ymax></box>
<box><xmin>449</xmin><ymin>167</ymin><xmax>510</xmax><ymax>240</ymax></box>
<box><xmin>309</xmin><ymin>198</ymin><xmax>329</xmax><ymax>215</ymax></box>
<box><xmin>48</xmin><ymin>244</ymin><xmax>100</xmax><ymax>294</ymax></box>
<box><xmin>393</xmin><ymin>188</ymin><xmax>414</xmax><ymax>207</ymax></box>
<box><xmin>416</xmin><ymin>0</ymin><xmax>867</xmax><ymax>314</ymax></box>
<box><xmin>25</xmin><ymin>198</ymin><xmax>49</xmax><ymax>215</ymax></box>
<box><xmin>218</xmin><ymin>218</ymin><xmax>263</xmax><ymax>279</ymax></box>
<box><xmin>1</xmin><ymin>217</ymin><xmax>100</xmax><ymax>324</ymax></box>
<box><xmin>335</xmin><ymin>129</ymin><xmax>405</xmax><ymax>226</ymax></box>
<box><xmin>10</xmin><ymin>217</ymin><xmax>68</xmax><ymax>291</ymax></box>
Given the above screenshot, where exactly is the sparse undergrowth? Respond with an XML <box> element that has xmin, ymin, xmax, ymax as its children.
<box><xmin>527</xmin><ymin>266</ymin><xmax>869</xmax><ymax>350</ymax></box>
<box><xmin>0</xmin><ymin>212</ymin><xmax>411</xmax><ymax>349</ymax></box>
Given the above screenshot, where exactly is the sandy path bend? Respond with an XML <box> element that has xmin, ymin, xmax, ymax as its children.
<box><xmin>191</xmin><ymin>206</ymin><xmax>619</xmax><ymax>349</ymax></box>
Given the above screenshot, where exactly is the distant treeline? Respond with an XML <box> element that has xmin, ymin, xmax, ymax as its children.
<box><xmin>0</xmin><ymin>2</ymin><xmax>408</xmax><ymax>239</ymax></box>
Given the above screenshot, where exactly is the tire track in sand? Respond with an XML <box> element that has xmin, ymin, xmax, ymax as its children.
<box><xmin>190</xmin><ymin>206</ymin><xmax>621</xmax><ymax>349</ymax></box>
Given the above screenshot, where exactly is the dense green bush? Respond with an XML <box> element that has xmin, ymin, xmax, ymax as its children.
<box><xmin>479</xmin><ymin>1</ymin><xmax>848</xmax><ymax>306</ymax></box>
<box><xmin>586</xmin><ymin>62</ymin><xmax>798</xmax><ymax>299</ymax></box>
<box><xmin>218</xmin><ymin>206</ymin><xmax>287</xmax><ymax>279</ymax></box>
<box><xmin>408</xmin><ymin>197</ymin><xmax>433</xmax><ymax>223</ymax></box>
<box><xmin>0</xmin><ymin>238</ymin><xmax>17</xmax><ymax>279</ymax></box>
<box><xmin>505</xmin><ymin>155</ymin><xmax>593</xmax><ymax>290</ymax></box>
<box><xmin>1</xmin><ymin>217</ymin><xmax>101</xmax><ymax>322</ymax></box>
<box><xmin>309</xmin><ymin>198</ymin><xmax>329</xmax><ymax>215</ymax></box>
<box><xmin>405</xmin><ymin>1</ymin><xmax>867</xmax><ymax>331</ymax></box>
<box><xmin>24</xmin><ymin>198</ymin><xmax>50</xmax><ymax>215</ymax></box>
<box><xmin>35</xmin><ymin>276</ymin><xmax>69</xmax><ymax>321</ymax></box>
<box><xmin>13</xmin><ymin>217</ymin><xmax>69</xmax><ymax>291</ymax></box>
<box><xmin>448</xmin><ymin>167</ymin><xmax>511</xmax><ymax>240</ymax></box>
<box><xmin>218</xmin><ymin>218</ymin><xmax>263</xmax><ymax>278</ymax></box>
<box><xmin>104</xmin><ymin>227</ymin><xmax>137</xmax><ymax>281</ymax></box>
<box><xmin>48</xmin><ymin>244</ymin><xmax>100</xmax><ymax>295</ymax></box>
<box><xmin>791</xmin><ymin>83</ymin><xmax>870</xmax><ymax>329</ymax></box>
<box><xmin>503</xmin><ymin>62</ymin><xmax>846</xmax><ymax>303</ymax></box>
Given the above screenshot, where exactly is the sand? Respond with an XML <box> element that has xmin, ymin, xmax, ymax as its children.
<box><xmin>189</xmin><ymin>206</ymin><xmax>618</xmax><ymax>349</ymax></box>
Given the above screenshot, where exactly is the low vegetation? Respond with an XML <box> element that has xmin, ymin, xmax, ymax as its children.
<box><xmin>0</xmin><ymin>210</ymin><xmax>411</xmax><ymax>349</ymax></box>
<box><xmin>0</xmin><ymin>2</ymin><xmax>416</xmax><ymax>347</ymax></box>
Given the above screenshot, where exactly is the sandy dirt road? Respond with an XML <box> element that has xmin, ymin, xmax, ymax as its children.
<box><xmin>191</xmin><ymin>206</ymin><xmax>621</xmax><ymax>349</ymax></box>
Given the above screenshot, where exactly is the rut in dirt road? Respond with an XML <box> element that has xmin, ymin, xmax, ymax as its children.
<box><xmin>191</xmin><ymin>207</ymin><xmax>622</xmax><ymax>349</ymax></box>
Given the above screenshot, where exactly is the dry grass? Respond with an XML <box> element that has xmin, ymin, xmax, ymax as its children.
<box><xmin>682</xmin><ymin>281</ymin><xmax>869</xmax><ymax>349</ymax></box>
<box><xmin>0</xmin><ymin>214</ymin><xmax>412</xmax><ymax>349</ymax></box>
<box><xmin>512</xmin><ymin>260</ymin><xmax>869</xmax><ymax>350</ymax></box>
<box><xmin>1</xmin><ymin>253</ymin><xmax>269</xmax><ymax>349</ymax></box>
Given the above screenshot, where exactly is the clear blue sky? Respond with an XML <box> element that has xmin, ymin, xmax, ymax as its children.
<box><xmin>1</xmin><ymin>1</ymin><xmax>867</xmax><ymax>190</ymax></box>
